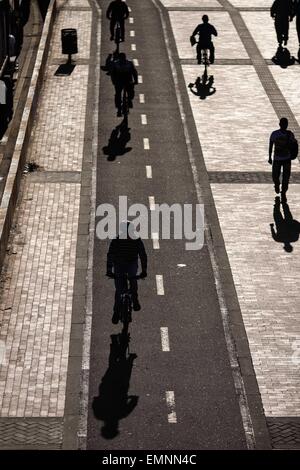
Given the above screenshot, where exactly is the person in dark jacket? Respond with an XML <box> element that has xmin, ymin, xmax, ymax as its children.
<box><xmin>271</xmin><ymin>0</ymin><xmax>294</xmax><ymax>46</ymax></box>
<box><xmin>107</xmin><ymin>222</ymin><xmax>147</xmax><ymax>323</ymax></box>
<box><xmin>191</xmin><ymin>15</ymin><xmax>218</xmax><ymax>64</ymax></box>
<box><xmin>106</xmin><ymin>0</ymin><xmax>129</xmax><ymax>42</ymax></box>
<box><xmin>110</xmin><ymin>53</ymin><xmax>138</xmax><ymax>116</ymax></box>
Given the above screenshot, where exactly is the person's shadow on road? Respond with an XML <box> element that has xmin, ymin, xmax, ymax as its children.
<box><xmin>271</xmin><ymin>46</ymin><xmax>295</xmax><ymax>69</ymax></box>
<box><xmin>92</xmin><ymin>331</ymin><xmax>138</xmax><ymax>439</ymax></box>
<box><xmin>103</xmin><ymin>119</ymin><xmax>132</xmax><ymax>161</ymax></box>
<box><xmin>270</xmin><ymin>197</ymin><xmax>300</xmax><ymax>252</ymax></box>
<box><xmin>188</xmin><ymin>74</ymin><xmax>216</xmax><ymax>100</ymax></box>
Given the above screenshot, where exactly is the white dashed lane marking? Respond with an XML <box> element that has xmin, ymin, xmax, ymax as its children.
<box><xmin>143</xmin><ymin>138</ymin><xmax>150</xmax><ymax>150</ymax></box>
<box><xmin>149</xmin><ymin>196</ymin><xmax>156</xmax><ymax>211</ymax></box>
<box><xmin>131</xmin><ymin>43</ymin><xmax>136</xmax><ymax>51</ymax></box>
<box><xmin>129</xmin><ymin>17</ymin><xmax>134</xmax><ymax>23</ymax></box>
<box><xmin>146</xmin><ymin>165</ymin><xmax>152</xmax><ymax>178</ymax></box>
<box><xmin>141</xmin><ymin>114</ymin><xmax>147</xmax><ymax>125</ymax></box>
<box><xmin>160</xmin><ymin>327</ymin><xmax>170</xmax><ymax>352</ymax></box>
<box><xmin>138</xmin><ymin>75</ymin><xmax>143</xmax><ymax>84</ymax></box>
<box><xmin>156</xmin><ymin>275</ymin><xmax>165</xmax><ymax>295</ymax></box>
<box><xmin>166</xmin><ymin>391</ymin><xmax>177</xmax><ymax>424</ymax></box>
<box><xmin>151</xmin><ymin>232</ymin><xmax>160</xmax><ymax>249</ymax></box>
<box><xmin>139</xmin><ymin>93</ymin><xmax>145</xmax><ymax>103</ymax></box>
<box><xmin>133</xmin><ymin>58</ymin><xmax>139</xmax><ymax>66</ymax></box>
<box><xmin>130</xmin><ymin>30</ymin><xmax>135</xmax><ymax>37</ymax></box>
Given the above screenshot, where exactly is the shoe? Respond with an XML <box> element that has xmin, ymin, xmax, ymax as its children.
<box><xmin>274</xmin><ymin>184</ymin><xmax>280</xmax><ymax>194</ymax></box>
<box><xmin>132</xmin><ymin>298</ymin><xmax>141</xmax><ymax>311</ymax></box>
<box><xmin>281</xmin><ymin>191</ymin><xmax>287</xmax><ymax>202</ymax></box>
<box><xmin>112</xmin><ymin>310</ymin><xmax>119</xmax><ymax>324</ymax></box>
<box><xmin>117</xmin><ymin>109</ymin><xmax>122</xmax><ymax>117</ymax></box>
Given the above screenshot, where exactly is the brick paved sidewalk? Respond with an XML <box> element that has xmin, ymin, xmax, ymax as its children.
<box><xmin>0</xmin><ymin>0</ymin><xmax>95</xmax><ymax>446</ymax></box>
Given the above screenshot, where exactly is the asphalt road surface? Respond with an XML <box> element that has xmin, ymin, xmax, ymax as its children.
<box><xmin>87</xmin><ymin>0</ymin><xmax>247</xmax><ymax>450</ymax></box>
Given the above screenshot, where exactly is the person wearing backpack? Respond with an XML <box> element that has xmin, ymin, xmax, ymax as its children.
<box><xmin>269</xmin><ymin>117</ymin><xmax>298</xmax><ymax>202</ymax></box>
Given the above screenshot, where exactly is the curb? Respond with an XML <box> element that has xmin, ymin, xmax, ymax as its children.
<box><xmin>0</xmin><ymin>0</ymin><xmax>57</xmax><ymax>271</ymax></box>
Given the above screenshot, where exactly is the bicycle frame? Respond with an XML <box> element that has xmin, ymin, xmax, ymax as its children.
<box><xmin>115</xmin><ymin>21</ymin><xmax>121</xmax><ymax>54</ymax></box>
<box><xmin>121</xmin><ymin>87</ymin><xmax>129</xmax><ymax>117</ymax></box>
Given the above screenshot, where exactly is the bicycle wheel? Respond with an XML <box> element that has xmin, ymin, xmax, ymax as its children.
<box><xmin>115</xmin><ymin>23</ymin><xmax>121</xmax><ymax>45</ymax></box>
<box><xmin>122</xmin><ymin>89</ymin><xmax>129</xmax><ymax>116</ymax></box>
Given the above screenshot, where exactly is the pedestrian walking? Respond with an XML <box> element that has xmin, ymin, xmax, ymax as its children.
<box><xmin>271</xmin><ymin>0</ymin><xmax>294</xmax><ymax>47</ymax></box>
<box><xmin>269</xmin><ymin>117</ymin><xmax>297</xmax><ymax>202</ymax></box>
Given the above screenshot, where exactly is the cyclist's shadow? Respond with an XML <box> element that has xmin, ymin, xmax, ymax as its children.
<box><xmin>188</xmin><ymin>74</ymin><xmax>216</xmax><ymax>100</ymax></box>
<box><xmin>103</xmin><ymin>119</ymin><xmax>132</xmax><ymax>161</ymax></box>
<box><xmin>92</xmin><ymin>331</ymin><xmax>138</xmax><ymax>439</ymax></box>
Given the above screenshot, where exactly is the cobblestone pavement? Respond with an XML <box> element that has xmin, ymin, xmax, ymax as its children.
<box><xmin>167</xmin><ymin>0</ymin><xmax>300</xmax><ymax>419</ymax></box>
<box><xmin>0</xmin><ymin>0</ymin><xmax>92</xmax><ymax>419</ymax></box>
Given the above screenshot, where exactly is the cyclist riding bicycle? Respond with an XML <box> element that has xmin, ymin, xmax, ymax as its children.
<box><xmin>106</xmin><ymin>0</ymin><xmax>129</xmax><ymax>42</ymax></box>
<box><xmin>110</xmin><ymin>53</ymin><xmax>138</xmax><ymax>117</ymax></box>
<box><xmin>106</xmin><ymin>222</ymin><xmax>147</xmax><ymax>324</ymax></box>
<box><xmin>191</xmin><ymin>15</ymin><xmax>218</xmax><ymax>65</ymax></box>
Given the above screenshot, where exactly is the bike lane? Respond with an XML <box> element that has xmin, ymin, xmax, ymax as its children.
<box><xmin>86</xmin><ymin>0</ymin><xmax>262</xmax><ymax>449</ymax></box>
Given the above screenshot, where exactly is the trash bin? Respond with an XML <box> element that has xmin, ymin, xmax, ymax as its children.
<box><xmin>61</xmin><ymin>28</ymin><xmax>78</xmax><ymax>55</ymax></box>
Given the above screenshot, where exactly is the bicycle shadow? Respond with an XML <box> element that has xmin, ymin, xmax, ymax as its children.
<box><xmin>188</xmin><ymin>73</ymin><xmax>216</xmax><ymax>100</ymax></box>
<box><xmin>92</xmin><ymin>331</ymin><xmax>138</xmax><ymax>439</ymax></box>
<box><xmin>270</xmin><ymin>196</ymin><xmax>300</xmax><ymax>252</ymax></box>
<box><xmin>103</xmin><ymin>119</ymin><xmax>132</xmax><ymax>161</ymax></box>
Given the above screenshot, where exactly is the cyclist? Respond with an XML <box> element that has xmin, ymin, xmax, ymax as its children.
<box><xmin>191</xmin><ymin>15</ymin><xmax>218</xmax><ymax>65</ymax></box>
<box><xmin>271</xmin><ymin>0</ymin><xmax>294</xmax><ymax>47</ymax></box>
<box><xmin>106</xmin><ymin>222</ymin><xmax>147</xmax><ymax>324</ymax></box>
<box><xmin>106</xmin><ymin>0</ymin><xmax>129</xmax><ymax>42</ymax></box>
<box><xmin>110</xmin><ymin>53</ymin><xmax>138</xmax><ymax>117</ymax></box>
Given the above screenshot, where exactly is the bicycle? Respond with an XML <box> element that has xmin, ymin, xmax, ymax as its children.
<box><xmin>109</xmin><ymin>273</ymin><xmax>141</xmax><ymax>332</ymax></box>
<box><xmin>198</xmin><ymin>48</ymin><xmax>210</xmax><ymax>83</ymax></box>
<box><xmin>114</xmin><ymin>21</ymin><xmax>122</xmax><ymax>54</ymax></box>
<box><xmin>121</xmin><ymin>87</ymin><xmax>130</xmax><ymax>117</ymax></box>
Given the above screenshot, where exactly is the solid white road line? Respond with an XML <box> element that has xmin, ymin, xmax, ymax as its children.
<box><xmin>79</xmin><ymin>0</ymin><xmax>101</xmax><ymax>450</ymax></box>
<box><xmin>149</xmin><ymin>196</ymin><xmax>156</xmax><ymax>211</ymax></box>
<box><xmin>130</xmin><ymin>30</ymin><xmax>135</xmax><ymax>37</ymax></box>
<box><xmin>166</xmin><ymin>391</ymin><xmax>177</xmax><ymax>423</ymax></box>
<box><xmin>139</xmin><ymin>93</ymin><xmax>145</xmax><ymax>103</ymax></box>
<box><xmin>143</xmin><ymin>138</ymin><xmax>150</xmax><ymax>150</ymax></box>
<box><xmin>138</xmin><ymin>75</ymin><xmax>143</xmax><ymax>84</ymax></box>
<box><xmin>133</xmin><ymin>58</ymin><xmax>139</xmax><ymax>66</ymax></box>
<box><xmin>146</xmin><ymin>165</ymin><xmax>152</xmax><ymax>178</ymax></box>
<box><xmin>156</xmin><ymin>275</ymin><xmax>165</xmax><ymax>295</ymax></box>
<box><xmin>160</xmin><ymin>327</ymin><xmax>170</xmax><ymax>352</ymax></box>
<box><xmin>151</xmin><ymin>232</ymin><xmax>160</xmax><ymax>249</ymax></box>
<box><xmin>141</xmin><ymin>114</ymin><xmax>147</xmax><ymax>125</ymax></box>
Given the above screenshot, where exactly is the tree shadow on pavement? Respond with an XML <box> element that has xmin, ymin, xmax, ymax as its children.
<box><xmin>103</xmin><ymin>119</ymin><xmax>132</xmax><ymax>161</ymax></box>
<box><xmin>270</xmin><ymin>196</ymin><xmax>300</xmax><ymax>252</ymax></box>
<box><xmin>188</xmin><ymin>74</ymin><xmax>216</xmax><ymax>100</ymax></box>
<box><xmin>92</xmin><ymin>331</ymin><xmax>138</xmax><ymax>439</ymax></box>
